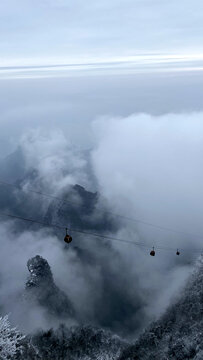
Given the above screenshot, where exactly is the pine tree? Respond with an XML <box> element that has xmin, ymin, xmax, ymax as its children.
<box><xmin>0</xmin><ymin>315</ymin><xmax>24</xmax><ymax>359</ymax></box>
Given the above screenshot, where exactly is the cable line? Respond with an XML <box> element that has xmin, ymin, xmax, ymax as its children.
<box><xmin>0</xmin><ymin>179</ymin><xmax>203</xmax><ymax>241</ymax></box>
<box><xmin>0</xmin><ymin>211</ymin><xmax>202</xmax><ymax>254</ymax></box>
<box><xmin>0</xmin><ymin>211</ymin><xmax>149</xmax><ymax>247</ymax></box>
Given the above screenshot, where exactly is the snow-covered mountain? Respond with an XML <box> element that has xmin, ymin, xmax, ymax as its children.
<box><xmin>1</xmin><ymin>147</ymin><xmax>203</xmax><ymax>359</ymax></box>
<box><xmin>119</xmin><ymin>256</ymin><xmax>203</xmax><ymax>360</ymax></box>
<box><xmin>0</xmin><ymin>148</ymin><xmax>146</xmax><ymax>338</ymax></box>
<box><xmin>0</xmin><ymin>147</ymin><xmax>117</xmax><ymax>234</ymax></box>
<box><xmin>44</xmin><ymin>183</ymin><xmax>118</xmax><ymax>234</ymax></box>
<box><xmin>16</xmin><ymin>324</ymin><xmax>127</xmax><ymax>360</ymax></box>
<box><xmin>11</xmin><ymin>255</ymin><xmax>203</xmax><ymax>359</ymax></box>
<box><xmin>25</xmin><ymin>255</ymin><xmax>75</xmax><ymax>320</ymax></box>
<box><xmin>15</xmin><ymin>255</ymin><xmax>128</xmax><ymax>360</ymax></box>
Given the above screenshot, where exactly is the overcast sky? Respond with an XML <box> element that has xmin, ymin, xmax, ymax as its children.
<box><xmin>1</xmin><ymin>0</ymin><xmax>203</xmax><ymax>73</ymax></box>
<box><xmin>1</xmin><ymin>1</ymin><xmax>203</xmax><ymax>152</ymax></box>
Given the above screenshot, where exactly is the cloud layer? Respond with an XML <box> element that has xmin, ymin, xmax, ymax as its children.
<box><xmin>91</xmin><ymin>112</ymin><xmax>203</xmax><ymax>251</ymax></box>
<box><xmin>1</xmin><ymin>112</ymin><xmax>203</xmax><ymax>339</ymax></box>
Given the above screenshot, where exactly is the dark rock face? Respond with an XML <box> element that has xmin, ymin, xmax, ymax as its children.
<box><xmin>119</xmin><ymin>256</ymin><xmax>203</xmax><ymax>360</ymax></box>
<box><xmin>26</xmin><ymin>256</ymin><xmax>53</xmax><ymax>286</ymax></box>
<box><xmin>25</xmin><ymin>255</ymin><xmax>74</xmax><ymax>319</ymax></box>
<box><xmin>0</xmin><ymin>148</ymin><xmax>118</xmax><ymax>235</ymax></box>
<box><xmin>45</xmin><ymin>183</ymin><xmax>118</xmax><ymax>234</ymax></box>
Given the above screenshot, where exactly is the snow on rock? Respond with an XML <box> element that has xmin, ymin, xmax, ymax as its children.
<box><xmin>25</xmin><ymin>255</ymin><xmax>75</xmax><ymax>319</ymax></box>
<box><xmin>119</xmin><ymin>256</ymin><xmax>203</xmax><ymax>360</ymax></box>
<box><xmin>18</xmin><ymin>324</ymin><xmax>127</xmax><ymax>360</ymax></box>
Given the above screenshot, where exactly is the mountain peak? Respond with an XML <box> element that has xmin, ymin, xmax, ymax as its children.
<box><xmin>25</xmin><ymin>255</ymin><xmax>75</xmax><ymax>319</ymax></box>
<box><xmin>26</xmin><ymin>255</ymin><xmax>53</xmax><ymax>288</ymax></box>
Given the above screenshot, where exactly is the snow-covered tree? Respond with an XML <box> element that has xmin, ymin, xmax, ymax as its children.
<box><xmin>0</xmin><ymin>315</ymin><xmax>24</xmax><ymax>359</ymax></box>
<box><xmin>119</xmin><ymin>255</ymin><xmax>203</xmax><ymax>360</ymax></box>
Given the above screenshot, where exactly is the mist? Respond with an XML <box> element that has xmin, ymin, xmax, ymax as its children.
<box><xmin>1</xmin><ymin>71</ymin><xmax>203</xmax><ymax>157</ymax></box>
<box><xmin>0</xmin><ymin>112</ymin><xmax>202</xmax><ymax>340</ymax></box>
<box><xmin>92</xmin><ymin>112</ymin><xmax>203</xmax><ymax>247</ymax></box>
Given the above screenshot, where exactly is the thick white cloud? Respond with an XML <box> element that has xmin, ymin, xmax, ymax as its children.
<box><xmin>91</xmin><ymin>112</ymin><xmax>203</xmax><ymax>250</ymax></box>
<box><xmin>1</xmin><ymin>70</ymin><xmax>203</xmax><ymax>158</ymax></box>
<box><xmin>20</xmin><ymin>128</ymin><xmax>89</xmax><ymax>192</ymax></box>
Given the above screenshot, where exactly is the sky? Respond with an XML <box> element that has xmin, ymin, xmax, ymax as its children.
<box><xmin>1</xmin><ymin>0</ymin><xmax>203</xmax><ymax>75</ymax></box>
<box><xmin>1</xmin><ymin>0</ymin><xmax>203</xmax><ymax>144</ymax></box>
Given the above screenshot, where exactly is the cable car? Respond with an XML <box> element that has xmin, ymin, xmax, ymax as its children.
<box><xmin>64</xmin><ymin>228</ymin><xmax>72</xmax><ymax>244</ymax></box>
<box><xmin>150</xmin><ymin>247</ymin><xmax>155</xmax><ymax>256</ymax></box>
<box><xmin>176</xmin><ymin>249</ymin><xmax>180</xmax><ymax>256</ymax></box>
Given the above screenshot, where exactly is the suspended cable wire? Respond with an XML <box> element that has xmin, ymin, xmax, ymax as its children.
<box><xmin>0</xmin><ymin>211</ymin><xmax>202</xmax><ymax>254</ymax></box>
<box><xmin>0</xmin><ymin>179</ymin><xmax>203</xmax><ymax>241</ymax></box>
<box><xmin>0</xmin><ymin>211</ymin><xmax>149</xmax><ymax>247</ymax></box>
